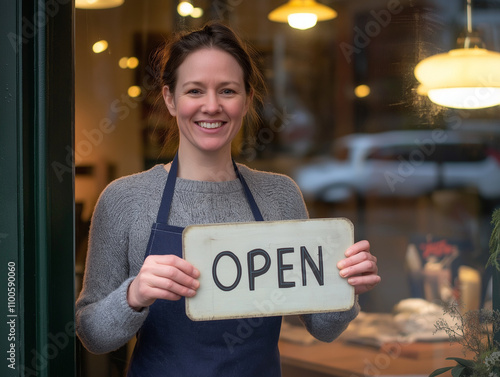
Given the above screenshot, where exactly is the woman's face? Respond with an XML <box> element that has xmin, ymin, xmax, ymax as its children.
<box><xmin>163</xmin><ymin>48</ymin><xmax>251</xmax><ymax>158</ymax></box>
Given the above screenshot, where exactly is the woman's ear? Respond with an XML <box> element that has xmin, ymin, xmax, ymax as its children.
<box><xmin>163</xmin><ymin>86</ymin><xmax>177</xmax><ymax>116</ymax></box>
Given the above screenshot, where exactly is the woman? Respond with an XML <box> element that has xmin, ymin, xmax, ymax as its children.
<box><xmin>76</xmin><ymin>22</ymin><xmax>380</xmax><ymax>376</ymax></box>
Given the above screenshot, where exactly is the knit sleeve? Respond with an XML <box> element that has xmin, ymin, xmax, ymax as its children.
<box><xmin>299</xmin><ymin>297</ymin><xmax>360</xmax><ymax>342</ymax></box>
<box><xmin>75</xmin><ymin>180</ymin><xmax>149</xmax><ymax>354</ymax></box>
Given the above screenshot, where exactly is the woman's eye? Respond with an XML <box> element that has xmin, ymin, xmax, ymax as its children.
<box><xmin>221</xmin><ymin>89</ymin><xmax>236</xmax><ymax>95</ymax></box>
<box><xmin>188</xmin><ymin>89</ymin><xmax>201</xmax><ymax>95</ymax></box>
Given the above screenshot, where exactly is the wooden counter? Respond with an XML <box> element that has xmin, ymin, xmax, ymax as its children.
<box><xmin>279</xmin><ymin>339</ymin><xmax>465</xmax><ymax>377</ymax></box>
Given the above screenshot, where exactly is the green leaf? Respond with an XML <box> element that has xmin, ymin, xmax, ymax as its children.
<box><xmin>488</xmin><ymin>208</ymin><xmax>500</xmax><ymax>271</ymax></box>
<box><xmin>429</xmin><ymin>366</ymin><xmax>453</xmax><ymax>377</ymax></box>
<box><xmin>451</xmin><ymin>365</ymin><xmax>465</xmax><ymax>377</ymax></box>
<box><xmin>445</xmin><ymin>357</ymin><xmax>475</xmax><ymax>368</ymax></box>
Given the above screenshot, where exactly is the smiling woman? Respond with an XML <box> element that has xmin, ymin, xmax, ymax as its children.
<box><xmin>161</xmin><ymin>48</ymin><xmax>251</xmax><ymax>178</ymax></box>
<box><xmin>74</xmin><ymin>22</ymin><xmax>379</xmax><ymax>377</ymax></box>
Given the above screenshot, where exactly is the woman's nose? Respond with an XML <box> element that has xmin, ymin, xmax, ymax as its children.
<box><xmin>202</xmin><ymin>92</ymin><xmax>222</xmax><ymax>113</ymax></box>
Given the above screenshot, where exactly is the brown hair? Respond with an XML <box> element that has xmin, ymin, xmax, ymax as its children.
<box><xmin>154</xmin><ymin>22</ymin><xmax>265</xmax><ymax>152</ymax></box>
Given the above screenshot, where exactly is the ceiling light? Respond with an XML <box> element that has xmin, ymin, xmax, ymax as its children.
<box><xmin>287</xmin><ymin>13</ymin><xmax>318</xmax><ymax>30</ymax></box>
<box><xmin>127</xmin><ymin>57</ymin><xmax>139</xmax><ymax>69</ymax></box>
<box><xmin>415</xmin><ymin>48</ymin><xmax>500</xmax><ymax>109</ymax></box>
<box><xmin>268</xmin><ymin>0</ymin><xmax>337</xmax><ymax>30</ymax></box>
<box><xmin>119</xmin><ymin>57</ymin><xmax>129</xmax><ymax>69</ymax></box>
<box><xmin>128</xmin><ymin>86</ymin><xmax>142</xmax><ymax>98</ymax></box>
<box><xmin>177</xmin><ymin>1</ymin><xmax>194</xmax><ymax>17</ymax></box>
<box><xmin>414</xmin><ymin>0</ymin><xmax>500</xmax><ymax>109</ymax></box>
<box><xmin>76</xmin><ymin>0</ymin><xmax>124</xmax><ymax>9</ymax></box>
<box><xmin>92</xmin><ymin>40</ymin><xmax>108</xmax><ymax>54</ymax></box>
<box><xmin>191</xmin><ymin>7</ymin><xmax>204</xmax><ymax>18</ymax></box>
<box><xmin>354</xmin><ymin>84</ymin><xmax>371</xmax><ymax>98</ymax></box>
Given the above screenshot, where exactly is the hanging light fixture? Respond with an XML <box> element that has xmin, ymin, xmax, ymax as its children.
<box><xmin>414</xmin><ymin>0</ymin><xmax>500</xmax><ymax>109</ymax></box>
<box><xmin>177</xmin><ymin>1</ymin><xmax>194</xmax><ymax>17</ymax></box>
<box><xmin>268</xmin><ymin>0</ymin><xmax>337</xmax><ymax>30</ymax></box>
<box><xmin>76</xmin><ymin>0</ymin><xmax>124</xmax><ymax>9</ymax></box>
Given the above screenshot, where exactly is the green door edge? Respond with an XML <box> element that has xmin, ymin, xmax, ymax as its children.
<box><xmin>1</xmin><ymin>1</ymin><xmax>75</xmax><ymax>376</ymax></box>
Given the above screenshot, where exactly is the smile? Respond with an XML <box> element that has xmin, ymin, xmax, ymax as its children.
<box><xmin>197</xmin><ymin>121</ymin><xmax>224</xmax><ymax>129</ymax></box>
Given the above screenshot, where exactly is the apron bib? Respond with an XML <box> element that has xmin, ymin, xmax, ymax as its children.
<box><xmin>127</xmin><ymin>154</ymin><xmax>282</xmax><ymax>377</ymax></box>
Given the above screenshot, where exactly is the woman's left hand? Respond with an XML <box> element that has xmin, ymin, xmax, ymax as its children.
<box><xmin>337</xmin><ymin>240</ymin><xmax>381</xmax><ymax>295</ymax></box>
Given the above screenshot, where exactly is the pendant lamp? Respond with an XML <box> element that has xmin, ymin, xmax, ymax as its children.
<box><xmin>76</xmin><ymin>0</ymin><xmax>124</xmax><ymax>9</ymax></box>
<box><xmin>414</xmin><ymin>0</ymin><xmax>500</xmax><ymax>109</ymax></box>
<box><xmin>268</xmin><ymin>0</ymin><xmax>337</xmax><ymax>30</ymax></box>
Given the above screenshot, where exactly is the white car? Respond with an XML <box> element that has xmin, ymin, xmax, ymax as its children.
<box><xmin>293</xmin><ymin>130</ymin><xmax>500</xmax><ymax>202</ymax></box>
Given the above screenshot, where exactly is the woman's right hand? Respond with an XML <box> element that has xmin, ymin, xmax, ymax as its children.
<box><xmin>127</xmin><ymin>255</ymin><xmax>200</xmax><ymax>311</ymax></box>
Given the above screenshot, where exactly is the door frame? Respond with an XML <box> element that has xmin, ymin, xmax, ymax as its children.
<box><xmin>0</xmin><ymin>1</ymin><xmax>75</xmax><ymax>376</ymax></box>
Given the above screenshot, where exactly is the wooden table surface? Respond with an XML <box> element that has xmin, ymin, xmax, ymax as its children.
<box><xmin>279</xmin><ymin>339</ymin><xmax>466</xmax><ymax>377</ymax></box>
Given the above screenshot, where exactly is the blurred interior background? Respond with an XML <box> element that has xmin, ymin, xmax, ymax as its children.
<box><xmin>73</xmin><ymin>0</ymin><xmax>500</xmax><ymax>375</ymax></box>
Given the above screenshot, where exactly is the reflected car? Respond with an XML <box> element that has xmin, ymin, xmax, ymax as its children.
<box><xmin>293</xmin><ymin>130</ymin><xmax>500</xmax><ymax>202</ymax></box>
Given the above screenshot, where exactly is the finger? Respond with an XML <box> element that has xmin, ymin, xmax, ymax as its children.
<box><xmin>347</xmin><ymin>273</ymin><xmax>381</xmax><ymax>287</ymax></box>
<box><xmin>337</xmin><ymin>251</ymin><xmax>377</xmax><ymax>270</ymax></box>
<box><xmin>339</xmin><ymin>259</ymin><xmax>378</xmax><ymax>279</ymax></box>
<box><xmin>151</xmin><ymin>255</ymin><xmax>200</xmax><ymax>279</ymax></box>
<box><xmin>147</xmin><ymin>275</ymin><xmax>198</xmax><ymax>299</ymax></box>
<box><xmin>129</xmin><ymin>269</ymin><xmax>198</xmax><ymax>309</ymax></box>
<box><xmin>349</xmin><ymin>275</ymin><xmax>382</xmax><ymax>295</ymax></box>
<box><xmin>345</xmin><ymin>240</ymin><xmax>370</xmax><ymax>257</ymax></box>
<box><xmin>145</xmin><ymin>263</ymin><xmax>200</xmax><ymax>293</ymax></box>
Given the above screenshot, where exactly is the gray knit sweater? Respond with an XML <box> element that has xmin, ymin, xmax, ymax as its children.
<box><xmin>75</xmin><ymin>164</ymin><xmax>359</xmax><ymax>354</ymax></box>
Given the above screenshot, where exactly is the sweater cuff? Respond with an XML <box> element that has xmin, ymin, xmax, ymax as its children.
<box><xmin>120</xmin><ymin>276</ymin><xmax>150</xmax><ymax>323</ymax></box>
<box><xmin>299</xmin><ymin>295</ymin><xmax>360</xmax><ymax>343</ymax></box>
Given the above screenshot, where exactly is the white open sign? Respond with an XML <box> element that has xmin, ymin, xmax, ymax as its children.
<box><xmin>183</xmin><ymin>218</ymin><xmax>354</xmax><ymax>321</ymax></box>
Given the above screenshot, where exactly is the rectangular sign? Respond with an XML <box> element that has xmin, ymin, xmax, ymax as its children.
<box><xmin>183</xmin><ymin>218</ymin><xmax>354</xmax><ymax>321</ymax></box>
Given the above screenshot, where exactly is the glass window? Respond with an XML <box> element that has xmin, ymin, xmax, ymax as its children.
<box><xmin>75</xmin><ymin>1</ymin><xmax>500</xmax><ymax>376</ymax></box>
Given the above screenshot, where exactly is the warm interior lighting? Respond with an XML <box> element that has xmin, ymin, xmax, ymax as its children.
<box><xmin>127</xmin><ymin>57</ymin><xmax>139</xmax><ymax>69</ymax></box>
<box><xmin>128</xmin><ymin>86</ymin><xmax>142</xmax><ymax>98</ymax></box>
<box><xmin>76</xmin><ymin>0</ymin><xmax>124</xmax><ymax>9</ymax></box>
<box><xmin>92</xmin><ymin>40</ymin><xmax>108</xmax><ymax>54</ymax></box>
<box><xmin>191</xmin><ymin>7</ymin><xmax>204</xmax><ymax>18</ymax></box>
<box><xmin>414</xmin><ymin>0</ymin><xmax>500</xmax><ymax>109</ymax></box>
<box><xmin>287</xmin><ymin>13</ymin><xmax>318</xmax><ymax>30</ymax></box>
<box><xmin>119</xmin><ymin>57</ymin><xmax>139</xmax><ymax>69</ymax></box>
<box><xmin>177</xmin><ymin>1</ymin><xmax>194</xmax><ymax>17</ymax></box>
<box><xmin>427</xmin><ymin>87</ymin><xmax>500</xmax><ymax>110</ymax></box>
<box><xmin>268</xmin><ymin>0</ymin><xmax>337</xmax><ymax>30</ymax></box>
<box><xmin>415</xmin><ymin>48</ymin><xmax>500</xmax><ymax>109</ymax></box>
<box><xmin>118</xmin><ymin>57</ymin><xmax>129</xmax><ymax>69</ymax></box>
<box><xmin>354</xmin><ymin>84</ymin><xmax>371</xmax><ymax>98</ymax></box>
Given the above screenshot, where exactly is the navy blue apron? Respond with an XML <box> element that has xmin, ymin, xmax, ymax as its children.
<box><xmin>127</xmin><ymin>154</ymin><xmax>282</xmax><ymax>377</ymax></box>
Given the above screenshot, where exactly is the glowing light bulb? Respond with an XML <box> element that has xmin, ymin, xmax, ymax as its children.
<box><xmin>427</xmin><ymin>88</ymin><xmax>500</xmax><ymax>109</ymax></box>
<box><xmin>177</xmin><ymin>2</ymin><xmax>194</xmax><ymax>17</ymax></box>
<box><xmin>415</xmin><ymin>48</ymin><xmax>500</xmax><ymax>109</ymax></box>
<box><xmin>287</xmin><ymin>13</ymin><xmax>317</xmax><ymax>30</ymax></box>
<box><xmin>118</xmin><ymin>57</ymin><xmax>129</xmax><ymax>69</ymax></box>
<box><xmin>127</xmin><ymin>57</ymin><xmax>139</xmax><ymax>69</ymax></box>
<box><xmin>354</xmin><ymin>85</ymin><xmax>371</xmax><ymax>98</ymax></box>
<box><xmin>191</xmin><ymin>7</ymin><xmax>203</xmax><ymax>18</ymax></box>
<box><xmin>92</xmin><ymin>40</ymin><xmax>108</xmax><ymax>54</ymax></box>
<box><xmin>128</xmin><ymin>86</ymin><xmax>142</xmax><ymax>98</ymax></box>
<box><xmin>75</xmin><ymin>0</ymin><xmax>124</xmax><ymax>9</ymax></box>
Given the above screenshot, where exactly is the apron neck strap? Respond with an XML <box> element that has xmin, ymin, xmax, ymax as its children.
<box><xmin>156</xmin><ymin>153</ymin><xmax>264</xmax><ymax>223</ymax></box>
<box><xmin>232</xmin><ymin>159</ymin><xmax>264</xmax><ymax>222</ymax></box>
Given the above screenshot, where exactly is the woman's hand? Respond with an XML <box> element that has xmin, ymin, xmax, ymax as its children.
<box><xmin>127</xmin><ymin>255</ymin><xmax>200</xmax><ymax>311</ymax></box>
<box><xmin>337</xmin><ymin>240</ymin><xmax>380</xmax><ymax>295</ymax></box>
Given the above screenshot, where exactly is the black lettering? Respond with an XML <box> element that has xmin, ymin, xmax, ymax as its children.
<box><xmin>247</xmin><ymin>249</ymin><xmax>271</xmax><ymax>291</ymax></box>
<box><xmin>300</xmin><ymin>246</ymin><xmax>324</xmax><ymax>286</ymax></box>
<box><xmin>212</xmin><ymin>251</ymin><xmax>242</xmax><ymax>291</ymax></box>
<box><xmin>277</xmin><ymin>248</ymin><xmax>295</xmax><ymax>288</ymax></box>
